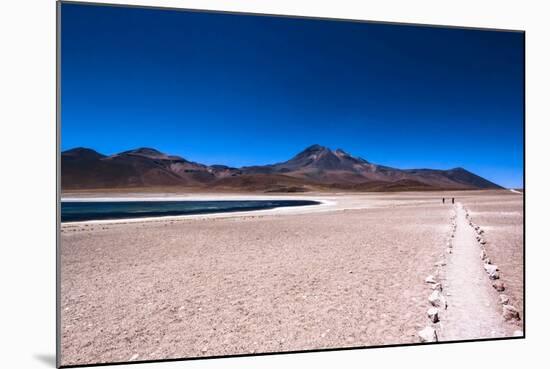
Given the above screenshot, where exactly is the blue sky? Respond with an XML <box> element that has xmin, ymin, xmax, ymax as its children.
<box><xmin>61</xmin><ymin>3</ymin><xmax>524</xmax><ymax>188</ymax></box>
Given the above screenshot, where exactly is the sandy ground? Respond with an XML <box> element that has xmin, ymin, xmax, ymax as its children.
<box><xmin>459</xmin><ymin>194</ymin><xmax>524</xmax><ymax>321</ymax></box>
<box><xmin>437</xmin><ymin>203</ymin><xmax>520</xmax><ymax>341</ymax></box>
<box><xmin>59</xmin><ymin>191</ymin><xmax>524</xmax><ymax>366</ymax></box>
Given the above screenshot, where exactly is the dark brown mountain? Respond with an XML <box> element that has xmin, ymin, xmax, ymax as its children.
<box><xmin>61</xmin><ymin>145</ymin><xmax>503</xmax><ymax>192</ymax></box>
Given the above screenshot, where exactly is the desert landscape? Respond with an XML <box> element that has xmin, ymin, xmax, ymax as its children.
<box><xmin>59</xmin><ymin>5</ymin><xmax>524</xmax><ymax>366</ymax></box>
<box><xmin>60</xmin><ymin>190</ymin><xmax>523</xmax><ymax>366</ymax></box>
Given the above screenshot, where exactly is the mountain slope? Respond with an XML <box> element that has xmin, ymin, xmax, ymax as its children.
<box><xmin>61</xmin><ymin>145</ymin><xmax>502</xmax><ymax>191</ymax></box>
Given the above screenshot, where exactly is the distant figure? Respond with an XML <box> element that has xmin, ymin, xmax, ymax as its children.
<box><xmin>442</xmin><ymin>198</ymin><xmax>445</xmax><ymax>204</ymax></box>
<box><xmin>452</xmin><ymin>197</ymin><xmax>455</xmax><ymax>204</ymax></box>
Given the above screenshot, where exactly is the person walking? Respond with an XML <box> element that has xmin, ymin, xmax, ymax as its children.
<box><xmin>442</xmin><ymin>198</ymin><xmax>445</xmax><ymax>204</ymax></box>
<box><xmin>452</xmin><ymin>197</ymin><xmax>455</xmax><ymax>204</ymax></box>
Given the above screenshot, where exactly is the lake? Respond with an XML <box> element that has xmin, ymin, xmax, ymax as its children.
<box><xmin>61</xmin><ymin>200</ymin><xmax>320</xmax><ymax>222</ymax></box>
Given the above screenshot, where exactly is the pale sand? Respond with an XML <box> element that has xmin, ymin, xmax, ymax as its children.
<box><xmin>460</xmin><ymin>194</ymin><xmax>524</xmax><ymax>321</ymax></box>
<box><xmin>60</xmin><ymin>190</ymin><xmax>523</xmax><ymax>366</ymax></box>
<box><xmin>438</xmin><ymin>203</ymin><xmax>521</xmax><ymax>341</ymax></box>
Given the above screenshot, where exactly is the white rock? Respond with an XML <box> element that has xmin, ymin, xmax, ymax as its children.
<box><xmin>129</xmin><ymin>354</ymin><xmax>139</xmax><ymax>361</ymax></box>
<box><xmin>502</xmin><ymin>305</ymin><xmax>520</xmax><ymax>321</ymax></box>
<box><xmin>418</xmin><ymin>326</ymin><xmax>438</xmax><ymax>342</ymax></box>
<box><xmin>480</xmin><ymin>250</ymin><xmax>487</xmax><ymax>260</ymax></box>
<box><xmin>499</xmin><ymin>294</ymin><xmax>510</xmax><ymax>305</ymax></box>
<box><xmin>513</xmin><ymin>330</ymin><xmax>524</xmax><ymax>337</ymax></box>
<box><xmin>428</xmin><ymin>290</ymin><xmax>447</xmax><ymax>309</ymax></box>
<box><xmin>425</xmin><ymin>275</ymin><xmax>437</xmax><ymax>284</ymax></box>
<box><xmin>431</xmin><ymin>283</ymin><xmax>443</xmax><ymax>291</ymax></box>
<box><xmin>427</xmin><ymin>307</ymin><xmax>439</xmax><ymax>323</ymax></box>
<box><xmin>493</xmin><ymin>281</ymin><xmax>505</xmax><ymax>292</ymax></box>
<box><xmin>484</xmin><ymin>264</ymin><xmax>498</xmax><ymax>274</ymax></box>
<box><xmin>484</xmin><ymin>264</ymin><xmax>500</xmax><ymax>280</ymax></box>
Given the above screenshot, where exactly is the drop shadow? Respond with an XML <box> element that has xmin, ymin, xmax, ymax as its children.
<box><xmin>34</xmin><ymin>353</ymin><xmax>57</xmax><ymax>367</ymax></box>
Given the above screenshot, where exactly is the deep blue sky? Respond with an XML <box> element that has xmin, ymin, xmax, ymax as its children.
<box><xmin>61</xmin><ymin>3</ymin><xmax>524</xmax><ymax>188</ymax></box>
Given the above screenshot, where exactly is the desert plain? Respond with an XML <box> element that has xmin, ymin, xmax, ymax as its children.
<box><xmin>59</xmin><ymin>190</ymin><xmax>524</xmax><ymax>366</ymax></box>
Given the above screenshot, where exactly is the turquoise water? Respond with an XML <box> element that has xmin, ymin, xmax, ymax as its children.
<box><xmin>61</xmin><ymin>200</ymin><xmax>320</xmax><ymax>222</ymax></box>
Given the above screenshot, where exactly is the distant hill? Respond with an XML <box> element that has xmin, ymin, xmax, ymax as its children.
<box><xmin>61</xmin><ymin>145</ymin><xmax>503</xmax><ymax>192</ymax></box>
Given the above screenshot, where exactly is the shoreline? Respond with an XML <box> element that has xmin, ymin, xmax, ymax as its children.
<box><xmin>60</xmin><ymin>197</ymin><xmax>339</xmax><ymax>225</ymax></box>
<box><xmin>61</xmin><ymin>193</ymin><xmax>338</xmax><ymax>202</ymax></box>
<box><xmin>59</xmin><ymin>190</ymin><xmax>518</xmax><ymax>225</ymax></box>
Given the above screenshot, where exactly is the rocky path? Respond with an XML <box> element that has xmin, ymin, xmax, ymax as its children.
<box><xmin>437</xmin><ymin>203</ymin><xmax>512</xmax><ymax>341</ymax></box>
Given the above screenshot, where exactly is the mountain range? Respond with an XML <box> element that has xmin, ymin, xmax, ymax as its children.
<box><xmin>61</xmin><ymin>145</ymin><xmax>502</xmax><ymax>192</ymax></box>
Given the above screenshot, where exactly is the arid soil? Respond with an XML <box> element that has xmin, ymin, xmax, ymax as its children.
<box><xmin>459</xmin><ymin>193</ymin><xmax>524</xmax><ymax>321</ymax></box>
<box><xmin>59</xmin><ymin>191</ymin><xmax>523</xmax><ymax>366</ymax></box>
<box><xmin>437</xmin><ymin>203</ymin><xmax>521</xmax><ymax>341</ymax></box>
